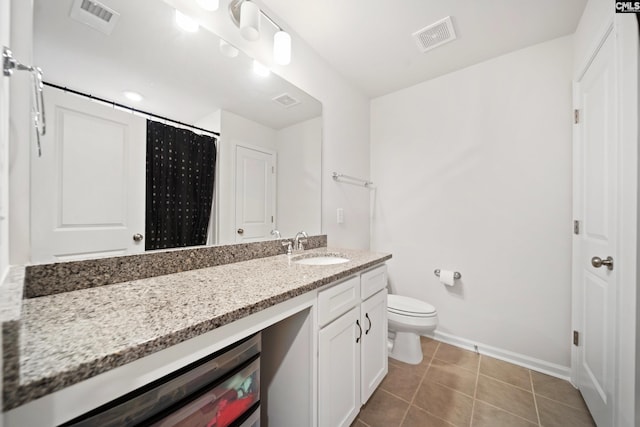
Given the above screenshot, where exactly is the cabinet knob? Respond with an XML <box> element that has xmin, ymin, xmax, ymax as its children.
<box><xmin>133</xmin><ymin>233</ymin><xmax>144</xmax><ymax>242</ymax></box>
<box><xmin>237</xmin><ymin>228</ymin><xmax>244</xmax><ymax>235</ymax></box>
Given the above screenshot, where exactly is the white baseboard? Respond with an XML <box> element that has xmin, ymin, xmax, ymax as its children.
<box><xmin>424</xmin><ymin>330</ymin><xmax>572</xmax><ymax>382</ymax></box>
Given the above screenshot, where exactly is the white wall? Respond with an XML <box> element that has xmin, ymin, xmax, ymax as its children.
<box><xmin>616</xmin><ymin>16</ymin><xmax>638</xmax><ymax>425</ymax></box>
<box><xmin>8</xmin><ymin>0</ymin><xmax>31</xmax><ymax>265</ymax></box>
<box><xmin>194</xmin><ymin>109</ymin><xmax>221</xmax><ymax>134</ymax></box>
<box><xmin>217</xmin><ymin>110</ymin><xmax>277</xmax><ymax>244</ymax></box>
<box><xmin>371</xmin><ymin>36</ymin><xmax>574</xmax><ymax>368</ymax></box>
<box><xmin>276</xmin><ymin>117</ymin><xmax>322</xmax><ymax>238</ymax></box>
<box><xmin>1</xmin><ymin>0</ymin><xmax>10</xmax><ymax>280</ymax></box>
<box><xmin>0</xmin><ymin>1</ymin><xmax>9</xmax><ymax>424</ymax></box>
<box><xmin>180</xmin><ymin>0</ymin><xmax>372</xmax><ymax>249</ymax></box>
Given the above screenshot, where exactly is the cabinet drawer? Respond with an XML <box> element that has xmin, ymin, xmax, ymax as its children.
<box><xmin>360</xmin><ymin>264</ymin><xmax>387</xmax><ymax>300</ymax></box>
<box><xmin>318</xmin><ymin>276</ymin><xmax>359</xmax><ymax>327</ymax></box>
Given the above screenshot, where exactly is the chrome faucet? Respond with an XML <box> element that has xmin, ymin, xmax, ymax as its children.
<box><xmin>294</xmin><ymin>231</ymin><xmax>308</xmax><ymax>251</ymax></box>
<box><xmin>281</xmin><ymin>240</ymin><xmax>293</xmax><ymax>255</ymax></box>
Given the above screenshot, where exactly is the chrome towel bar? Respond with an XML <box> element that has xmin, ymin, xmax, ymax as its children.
<box><xmin>332</xmin><ymin>172</ymin><xmax>373</xmax><ymax>187</ymax></box>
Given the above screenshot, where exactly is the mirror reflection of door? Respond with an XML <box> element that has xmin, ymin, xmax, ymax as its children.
<box><xmin>235</xmin><ymin>145</ymin><xmax>275</xmax><ymax>243</ymax></box>
<box><xmin>31</xmin><ymin>88</ymin><xmax>145</xmax><ymax>262</ymax></box>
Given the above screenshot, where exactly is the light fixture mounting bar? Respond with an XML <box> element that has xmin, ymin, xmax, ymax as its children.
<box><xmin>228</xmin><ymin>0</ymin><xmax>282</xmax><ymax>31</ymax></box>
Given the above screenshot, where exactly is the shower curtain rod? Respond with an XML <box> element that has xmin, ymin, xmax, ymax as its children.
<box><xmin>43</xmin><ymin>82</ymin><xmax>221</xmax><ymax>137</ymax></box>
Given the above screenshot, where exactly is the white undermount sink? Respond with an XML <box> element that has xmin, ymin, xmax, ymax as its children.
<box><xmin>292</xmin><ymin>253</ymin><xmax>350</xmax><ymax>265</ymax></box>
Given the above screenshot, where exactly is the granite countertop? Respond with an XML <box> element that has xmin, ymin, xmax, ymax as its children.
<box><xmin>4</xmin><ymin>247</ymin><xmax>391</xmax><ymax>410</ymax></box>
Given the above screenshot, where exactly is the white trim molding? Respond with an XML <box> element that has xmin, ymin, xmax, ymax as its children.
<box><xmin>425</xmin><ymin>331</ymin><xmax>571</xmax><ymax>382</ymax></box>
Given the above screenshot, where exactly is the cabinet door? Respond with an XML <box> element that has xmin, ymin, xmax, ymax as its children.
<box><xmin>360</xmin><ymin>289</ymin><xmax>388</xmax><ymax>404</ymax></box>
<box><xmin>318</xmin><ymin>307</ymin><xmax>361</xmax><ymax>427</ymax></box>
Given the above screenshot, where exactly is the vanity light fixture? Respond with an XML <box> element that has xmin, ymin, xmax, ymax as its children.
<box><xmin>175</xmin><ymin>9</ymin><xmax>199</xmax><ymax>32</ymax></box>
<box><xmin>229</xmin><ymin>0</ymin><xmax>292</xmax><ymax>65</ymax></box>
<box><xmin>239</xmin><ymin>1</ymin><xmax>260</xmax><ymax>41</ymax></box>
<box><xmin>219</xmin><ymin>39</ymin><xmax>239</xmax><ymax>58</ymax></box>
<box><xmin>252</xmin><ymin>60</ymin><xmax>270</xmax><ymax>77</ymax></box>
<box><xmin>196</xmin><ymin>0</ymin><xmax>219</xmax><ymax>11</ymax></box>
<box><xmin>123</xmin><ymin>91</ymin><xmax>144</xmax><ymax>102</ymax></box>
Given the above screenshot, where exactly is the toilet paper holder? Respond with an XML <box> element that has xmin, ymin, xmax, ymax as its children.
<box><xmin>434</xmin><ymin>269</ymin><xmax>462</xmax><ymax>280</ymax></box>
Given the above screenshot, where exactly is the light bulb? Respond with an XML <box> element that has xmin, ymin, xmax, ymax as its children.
<box><xmin>274</xmin><ymin>30</ymin><xmax>291</xmax><ymax>65</ymax></box>
<box><xmin>219</xmin><ymin>39</ymin><xmax>239</xmax><ymax>58</ymax></box>
<box><xmin>240</xmin><ymin>1</ymin><xmax>260</xmax><ymax>41</ymax></box>
<box><xmin>175</xmin><ymin>10</ymin><xmax>199</xmax><ymax>32</ymax></box>
<box><xmin>123</xmin><ymin>91</ymin><xmax>143</xmax><ymax>102</ymax></box>
<box><xmin>252</xmin><ymin>60</ymin><xmax>270</xmax><ymax>77</ymax></box>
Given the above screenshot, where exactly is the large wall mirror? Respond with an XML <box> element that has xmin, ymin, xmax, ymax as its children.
<box><xmin>31</xmin><ymin>0</ymin><xmax>322</xmax><ymax>263</ymax></box>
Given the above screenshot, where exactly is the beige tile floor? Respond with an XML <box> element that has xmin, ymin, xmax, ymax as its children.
<box><xmin>352</xmin><ymin>337</ymin><xmax>596</xmax><ymax>427</ymax></box>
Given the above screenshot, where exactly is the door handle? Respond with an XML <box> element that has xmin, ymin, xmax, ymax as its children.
<box><xmin>237</xmin><ymin>228</ymin><xmax>244</xmax><ymax>235</ymax></box>
<box><xmin>365</xmin><ymin>313</ymin><xmax>372</xmax><ymax>335</ymax></box>
<box><xmin>356</xmin><ymin>320</ymin><xmax>362</xmax><ymax>343</ymax></box>
<box><xmin>133</xmin><ymin>233</ymin><xmax>144</xmax><ymax>242</ymax></box>
<box><xmin>591</xmin><ymin>256</ymin><xmax>614</xmax><ymax>271</ymax></box>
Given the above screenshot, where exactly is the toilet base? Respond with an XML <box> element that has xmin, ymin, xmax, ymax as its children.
<box><xmin>388</xmin><ymin>331</ymin><xmax>423</xmax><ymax>365</ymax></box>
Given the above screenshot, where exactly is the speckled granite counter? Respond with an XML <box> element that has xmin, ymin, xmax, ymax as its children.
<box><xmin>3</xmin><ymin>247</ymin><xmax>391</xmax><ymax>410</ymax></box>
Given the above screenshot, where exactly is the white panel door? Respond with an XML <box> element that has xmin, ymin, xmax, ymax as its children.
<box><xmin>31</xmin><ymin>87</ymin><xmax>146</xmax><ymax>262</ymax></box>
<box><xmin>234</xmin><ymin>145</ymin><xmax>275</xmax><ymax>243</ymax></box>
<box><xmin>360</xmin><ymin>289</ymin><xmax>388</xmax><ymax>405</ymax></box>
<box><xmin>573</xmin><ymin>31</ymin><xmax>616</xmax><ymax>427</ymax></box>
<box><xmin>318</xmin><ymin>307</ymin><xmax>360</xmax><ymax>427</ymax></box>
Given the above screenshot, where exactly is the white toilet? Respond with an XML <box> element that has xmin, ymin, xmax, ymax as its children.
<box><xmin>387</xmin><ymin>294</ymin><xmax>438</xmax><ymax>364</ymax></box>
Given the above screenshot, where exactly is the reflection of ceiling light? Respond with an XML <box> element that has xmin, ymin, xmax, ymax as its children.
<box><xmin>123</xmin><ymin>91</ymin><xmax>143</xmax><ymax>102</ymax></box>
<box><xmin>175</xmin><ymin>10</ymin><xmax>199</xmax><ymax>32</ymax></box>
<box><xmin>219</xmin><ymin>39</ymin><xmax>239</xmax><ymax>58</ymax></box>
<box><xmin>273</xmin><ymin>30</ymin><xmax>291</xmax><ymax>65</ymax></box>
<box><xmin>252</xmin><ymin>60</ymin><xmax>270</xmax><ymax>77</ymax></box>
<box><xmin>229</xmin><ymin>0</ymin><xmax>293</xmax><ymax>65</ymax></box>
<box><xmin>196</xmin><ymin>0</ymin><xmax>219</xmax><ymax>11</ymax></box>
<box><xmin>240</xmin><ymin>1</ymin><xmax>260</xmax><ymax>41</ymax></box>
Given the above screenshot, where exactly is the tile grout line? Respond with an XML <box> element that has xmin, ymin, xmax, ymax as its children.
<box><xmin>472</xmin><ymin>388</ymin><xmax>541</xmax><ymax>424</ymax></box>
<box><xmin>476</xmin><ymin>372</ymin><xmax>535</xmax><ymax>393</ymax></box>
<box><xmin>529</xmin><ymin>369</ymin><xmax>542</xmax><ymax>426</ymax></box>
<box><xmin>473</xmin><ymin>399</ymin><xmax>541</xmax><ymax>426</ymax></box>
<box><xmin>397</xmin><ymin>341</ymin><xmax>439</xmax><ymax>426</ymax></box>
<box><xmin>469</xmin><ymin>353</ymin><xmax>482</xmax><ymax>427</ymax></box>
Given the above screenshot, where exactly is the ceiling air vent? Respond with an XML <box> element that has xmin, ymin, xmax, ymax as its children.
<box><xmin>69</xmin><ymin>0</ymin><xmax>120</xmax><ymax>35</ymax></box>
<box><xmin>412</xmin><ymin>16</ymin><xmax>457</xmax><ymax>53</ymax></box>
<box><xmin>272</xmin><ymin>93</ymin><xmax>301</xmax><ymax>108</ymax></box>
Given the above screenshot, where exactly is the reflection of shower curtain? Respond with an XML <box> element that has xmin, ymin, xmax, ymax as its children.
<box><xmin>145</xmin><ymin>120</ymin><xmax>217</xmax><ymax>250</ymax></box>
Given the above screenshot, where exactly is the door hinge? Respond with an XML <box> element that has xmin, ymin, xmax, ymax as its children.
<box><xmin>574</xmin><ymin>220</ymin><xmax>580</xmax><ymax>235</ymax></box>
<box><xmin>573</xmin><ymin>330</ymin><xmax>579</xmax><ymax>346</ymax></box>
<box><xmin>574</xmin><ymin>109</ymin><xmax>580</xmax><ymax>124</ymax></box>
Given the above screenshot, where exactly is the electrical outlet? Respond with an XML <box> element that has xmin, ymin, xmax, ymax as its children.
<box><xmin>337</xmin><ymin>208</ymin><xmax>344</xmax><ymax>224</ymax></box>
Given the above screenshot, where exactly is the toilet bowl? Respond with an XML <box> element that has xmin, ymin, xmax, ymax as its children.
<box><xmin>387</xmin><ymin>294</ymin><xmax>438</xmax><ymax>364</ymax></box>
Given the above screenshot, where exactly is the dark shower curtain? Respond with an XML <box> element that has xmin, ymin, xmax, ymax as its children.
<box><xmin>145</xmin><ymin>120</ymin><xmax>217</xmax><ymax>250</ymax></box>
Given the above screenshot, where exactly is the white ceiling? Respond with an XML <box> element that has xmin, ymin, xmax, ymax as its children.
<box><xmin>260</xmin><ymin>0</ymin><xmax>588</xmax><ymax>98</ymax></box>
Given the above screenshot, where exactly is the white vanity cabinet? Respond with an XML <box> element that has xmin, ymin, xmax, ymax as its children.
<box><xmin>3</xmin><ymin>261</ymin><xmax>390</xmax><ymax>427</ymax></box>
<box><xmin>317</xmin><ymin>264</ymin><xmax>388</xmax><ymax>427</ymax></box>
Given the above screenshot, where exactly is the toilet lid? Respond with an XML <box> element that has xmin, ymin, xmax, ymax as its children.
<box><xmin>388</xmin><ymin>294</ymin><xmax>437</xmax><ymax>316</ymax></box>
